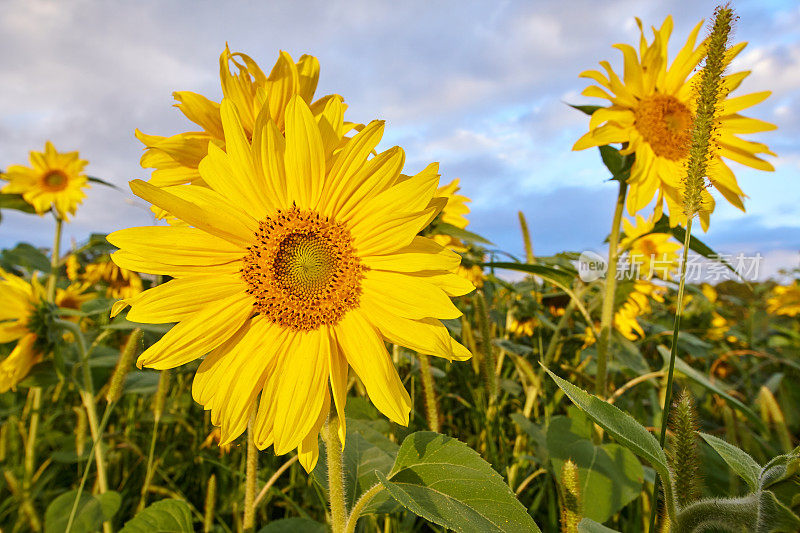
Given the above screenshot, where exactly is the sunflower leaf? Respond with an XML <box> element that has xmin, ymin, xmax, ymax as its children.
<box><xmin>377</xmin><ymin>431</ymin><xmax>542</xmax><ymax>532</ymax></box>
<box><xmin>119</xmin><ymin>499</ymin><xmax>193</xmax><ymax>533</ymax></box>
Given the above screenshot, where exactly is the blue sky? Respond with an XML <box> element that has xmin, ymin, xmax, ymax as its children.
<box><xmin>1</xmin><ymin>0</ymin><xmax>798</xmax><ymax>278</ymax></box>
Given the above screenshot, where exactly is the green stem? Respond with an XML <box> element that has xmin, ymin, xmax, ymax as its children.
<box><xmin>596</xmin><ymin>179</ymin><xmax>628</xmax><ymax>398</ymax></box>
<box><xmin>46</xmin><ymin>215</ymin><xmax>63</xmax><ymax>302</ymax></box>
<box><xmin>243</xmin><ymin>410</ymin><xmax>258</xmax><ymax>532</ymax></box>
<box><xmin>65</xmin><ymin>403</ymin><xmax>115</xmax><ymax>533</ymax></box>
<box><xmin>649</xmin><ymin>217</ymin><xmax>693</xmax><ymax>531</ymax></box>
<box><xmin>418</xmin><ymin>354</ymin><xmax>440</xmax><ymax>432</ymax></box>
<box><xmin>22</xmin><ymin>387</ymin><xmax>42</xmax><ymax>531</ymax></box>
<box><xmin>325</xmin><ymin>413</ymin><xmax>347</xmax><ymax>533</ymax></box>
<box><xmin>344</xmin><ymin>484</ymin><xmax>384</xmax><ymax>533</ymax></box>
<box><xmin>544</xmin><ymin>297</ymin><xmax>578</xmax><ymax>366</ymax></box>
<box><xmin>475</xmin><ymin>290</ymin><xmax>498</xmax><ymax>402</ymax></box>
<box><xmin>57</xmin><ymin>319</ymin><xmax>112</xmax><ymax>533</ymax></box>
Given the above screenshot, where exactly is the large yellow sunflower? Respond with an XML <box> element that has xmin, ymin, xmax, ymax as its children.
<box><xmin>109</xmin><ymin>96</ymin><xmax>473</xmax><ymax>471</ymax></box>
<box><xmin>1</xmin><ymin>142</ymin><xmax>89</xmax><ymax>220</ymax></box>
<box><xmin>136</xmin><ymin>47</ymin><xmax>355</xmax><ymax>189</ymax></box>
<box><xmin>0</xmin><ymin>271</ymin><xmax>46</xmax><ymax>392</ymax></box>
<box><xmin>573</xmin><ymin>16</ymin><xmax>776</xmax><ymax>230</ymax></box>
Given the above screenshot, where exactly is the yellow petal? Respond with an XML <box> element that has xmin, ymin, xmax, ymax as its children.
<box><xmin>335</xmin><ymin>310</ymin><xmax>411</xmax><ymax>426</ymax></box>
<box><xmin>297</xmin><ymin>392</ymin><xmax>330</xmax><ymax>472</ymax></box>
<box><xmin>129</xmin><ymin>179</ymin><xmax>256</xmax><ymax>247</ymax></box>
<box><xmin>362</xmin><ymin>270</ymin><xmax>461</xmax><ymax>320</ymax></box>
<box><xmin>137</xmin><ymin>292</ymin><xmax>253</xmax><ymax>370</ymax></box>
<box><xmin>107</xmin><ymin>226</ymin><xmax>245</xmax><ymax>265</ymax></box>
<box><xmin>362</xmin><ymin>296</ymin><xmax>471</xmax><ymax>361</ymax></box>
<box><xmin>362</xmin><ymin>236</ymin><xmax>461</xmax><ymax>272</ymax></box>
<box><xmin>284</xmin><ymin>96</ymin><xmax>325</xmax><ymax>209</ymax></box>
<box><xmin>172</xmin><ymin>91</ymin><xmax>224</xmax><ymax>139</ymax></box>
<box><xmin>126</xmin><ymin>276</ymin><xmax>245</xmax><ymax>324</ymax></box>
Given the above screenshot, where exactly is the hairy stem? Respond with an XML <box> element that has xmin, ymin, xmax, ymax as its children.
<box><xmin>344</xmin><ymin>484</ymin><xmax>384</xmax><ymax>533</ymax></box>
<box><xmin>325</xmin><ymin>414</ymin><xmax>347</xmax><ymax>533</ymax></box>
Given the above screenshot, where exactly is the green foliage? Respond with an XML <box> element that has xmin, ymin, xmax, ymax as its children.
<box><xmin>118</xmin><ymin>499</ymin><xmax>193</xmax><ymax>533</ymax></box>
<box><xmin>377</xmin><ymin>431</ymin><xmax>542</xmax><ymax>532</ymax></box>
<box><xmin>257</xmin><ymin>517</ymin><xmax>326</xmax><ymax>532</ymax></box>
<box><xmin>45</xmin><ymin>490</ymin><xmax>120</xmax><ymax>533</ymax></box>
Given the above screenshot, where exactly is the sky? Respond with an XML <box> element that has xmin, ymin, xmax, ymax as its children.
<box><xmin>1</xmin><ymin>0</ymin><xmax>798</xmax><ymax>280</ymax></box>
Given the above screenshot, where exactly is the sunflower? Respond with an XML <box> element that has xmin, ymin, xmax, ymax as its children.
<box><xmin>573</xmin><ymin>16</ymin><xmax>776</xmax><ymax>230</ymax></box>
<box><xmin>109</xmin><ymin>96</ymin><xmax>473</xmax><ymax>471</ymax></box>
<box><xmin>614</xmin><ymin>280</ymin><xmax>665</xmax><ymax>340</ymax></box>
<box><xmin>1</xmin><ymin>142</ymin><xmax>89</xmax><ymax>220</ymax></box>
<box><xmin>136</xmin><ymin>47</ymin><xmax>354</xmax><ymax>189</ymax></box>
<box><xmin>766</xmin><ymin>282</ymin><xmax>800</xmax><ymax>317</ymax></box>
<box><xmin>619</xmin><ymin>215</ymin><xmax>680</xmax><ymax>279</ymax></box>
<box><xmin>83</xmin><ymin>257</ymin><xmax>143</xmax><ymax>300</ymax></box>
<box><xmin>430</xmin><ymin>178</ymin><xmax>472</xmax><ymax>252</ymax></box>
<box><xmin>0</xmin><ymin>271</ymin><xmax>46</xmax><ymax>392</ymax></box>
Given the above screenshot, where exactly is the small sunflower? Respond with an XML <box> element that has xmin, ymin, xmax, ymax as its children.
<box><xmin>137</xmin><ymin>47</ymin><xmax>354</xmax><ymax>189</ymax></box>
<box><xmin>0</xmin><ymin>271</ymin><xmax>47</xmax><ymax>392</ymax></box>
<box><xmin>1</xmin><ymin>142</ymin><xmax>89</xmax><ymax>220</ymax></box>
<box><xmin>573</xmin><ymin>16</ymin><xmax>776</xmax><ymax>230</ymax></box>
<box><xmin>766</xmin><ymin>282</ymin><xmax>800</xmax><ymax>317</ymax></box>
<box><xmin>110</xmin><ymin>96</ymin><xmax>473</xmax><ymax>471</ymax></box>
<box><xmin>83</xmin><ymin>257</ymin><xmax>143</xmax><ymax>300</ymax></box>
<box><xmin>430</xmin><ymin>178</ymin><xmax>472</xmax><ymax>252</ymax></box>
<box><xmin>614</xmin><ymin>280</ymin><xmax>665</xmax><ymax>341</ymax></box>
<box><xmin>620</xmin><ymin>215</ymin><xmax>681</xmax><ymax>280</ymax></box>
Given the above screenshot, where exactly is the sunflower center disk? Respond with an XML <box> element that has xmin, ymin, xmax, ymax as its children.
<box><xmin>241</xmin><ymin>207</ymin><xmax>365</xmax><ymax>331</ymax></box>
<box><xmin>42</xmin><ymin>170</ymin><xmax>68</xmax><ymax>191</ymax></box>
<box><xmin>633</xmin><ymin>94</ymin><xmax>692</xmax><ymax>161</ymax></box>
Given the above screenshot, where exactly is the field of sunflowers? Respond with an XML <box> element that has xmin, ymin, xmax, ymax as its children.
<box><xmin>1</xmin><ymin>4</ymin><xmax>799</xmax><ymax>533</ymax></box>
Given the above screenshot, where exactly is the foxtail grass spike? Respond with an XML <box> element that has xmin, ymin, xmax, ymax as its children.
<box><xmin>683</xmin><ymin>5</ymin><xmax>736</xmax><ymax>217</ymax></box>
<box><xmin>518</xmin><ymin>211</ymin><xmax>534</xmax><ymax>263</ymax></box>
<box><xmin>204</xmin><ymin>473</ymin><xmax>217</xmax><ymax>533</ymax></box>
<box><xmin>105</xmin><ymin>328</ymin><xmax>142</xmax><ymax>403</ymax></box>
<box><xmin>559</xmin><ymin>459</ymin><xmax>582</xmax><ymax>533</ymax></box>
<box><xmin>668</xmin><ymin>389</ymin><xmax>703</xmax><ymax>508</ymax></box>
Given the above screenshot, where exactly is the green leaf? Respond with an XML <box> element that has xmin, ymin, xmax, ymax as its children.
<box><xmin>700</xmin><ymin>433</ymin><xmax>761</xmax><ymax>491</ymax></box>
<box><xmin>377</xmin><ymin>431</ymin><xmax>542</xmax><ymax>532</ymax></box>
<box><xmin>657</xmin><ymin>346</ymin><xmax>764</xmax><ymax>430</ymax></box>
<box><xmin>45</xmin><ymin>490</ymin><xmax>120</xmax><ymax>533</ymax></box>
<box><xmin>0</xmin><ymin>192</ymin><xmax>37</xmax><ymax>213</ymax></box>
<box><xmin>598</xmin><ymin>145</ymin><xmax>633</xmax><ymax>181</ymax></box>
<box><xmin>87</xmin><ymin>176</ymin><xmax>123</xmax><ymax>190</ymax></box>
<box><xmin>569</xmin><ymin>103</ymin><xmax>603</xmax><ymax>116</ymax></box>
<box><xmin>482</xmin><ymin>261</ymin><xmax>575</xmax><ymax>287</ymax></box>
<box><xmin>547</xmin><ymin>416</ymin><xmax>644</xmax><ymax>523</ymax></box>
<box><xmin>543</xmin><ymin>366</ymin><xmax>675</xmax><ymax>519</ymax></box>
<box><xmin>1</xmin><ymin>243</ymin><xmax>51</xmax><ymax>273</ymax></box>
<box><xmin>119</xmin><ymin>499</ymin><xmax>193</xmax><ymax>533</ymax></box>
<box><xmin>311</xmin><ymin>405</ymin><xmax>400</xmax><ymax>514</ymax></box>
<box><xmin>434</xmin><ymin>222</ymin><xmax>493</xmax><ymax>245</ymax></box>
<box><xmin>256</xmin><ymin>517</ymin><xmax>326</xmax><ymax>533</ymax></box>
<box><xmin>578</xmin><ymin>518</ymin><xmax>622</xmax><ymax>533</ymax></box>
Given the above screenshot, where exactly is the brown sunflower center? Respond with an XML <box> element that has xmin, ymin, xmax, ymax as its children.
<box><xmin>42</xmin><ymin>170</ymin><xmax>69</xmax><ymax>191</ymax></box>
<box><xmin>633</xmin><ymin>94</ymin><xmax>692</xmax><ymax>161</ymax></box>
<box><xmin>241</xmin><ymin>206</ymin><xmax>365</xmax><ymax>331</ymax></box>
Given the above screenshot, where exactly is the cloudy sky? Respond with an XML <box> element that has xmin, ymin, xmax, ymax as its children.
<box><xmin>1</xmin><ymin>0</ymin><xmax>798</xmax><ymax>279</ymax></box>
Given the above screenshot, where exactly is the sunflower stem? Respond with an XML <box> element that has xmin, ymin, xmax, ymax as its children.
<box><xmin>649</xmin><ymin>216</ymin><xmax>693</xmax><ymax>531</ymax></box>
<box><xmin>596</xmin><ymin>178</ymin><xmax>627</xmax><ymax>398</ymax></box>
<box><xmin>418</xmin><ymin>353</ymin><xmax>440</xmax><ymax>432</ymax></box>
<box><xmin>46</xmin><ymin>215</ymin><xmax>63</xmax><ymax>302</ymax></box>
<box><xmin>325</xmin><ymin>413</ymin><xmax>347</xmax><ymax>533</ymax></box>
<box><xmin>243</xmin><ymin>408</ymin><xmax>258</xmax><ymax>532</ymax></box>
